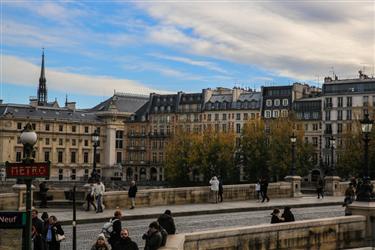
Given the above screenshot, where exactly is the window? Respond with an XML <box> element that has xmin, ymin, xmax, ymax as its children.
<box><xmin>274</xmin><ymin>99</ymin><xmax>280</xmax><ymax>106</ymax></box>
<box><xmin>281</xmin><ymin>110</ymin><xmax>288</xmax><ymax>117</ymax></box>
<box><xmin>236</xmin><ymin>113</ymin><xmax>241</xmax><ymax>120</ymax></box>
<box><xmin>115</xmin><ymin>131</ymin><xmax>124</xmax><ymax>149</ymax></box>
<box><xmin>312</xmin><ymin>137</ymin><xmax>318</xmax><ymax>147</ymax></box>
<box><xmin>17</xmin><ymin>122</ymin><xmax>22</xmax><ymax>130</ymax></box>
<box><xmin>45</xmin><ymin>124</ymin><xmax>50</xmax><ymax>131</ymax></box>
<box><xmin>207</xmin><ymin>114</ymin><xmax>211</xmax><ymax>121</ymax></box>
<box><xmin>325</xmin><ymin>111</ymin><xmax>331</xmax><ymax>121</ymax></box>
<box><xmin>159</xmin><ymin>152</ymin><xmax>164</xmax><ymax>163</ymax></box>
<box><xmin>71</xmin><ymin>151</ymin><xmax>76</xmax><ymax>163</ymax></box>
<box><xmin>273</xmin><ymin>110</ymin><xmax>279</xmax><ymax>118</ymax></box>
<box><xmin>214</xmin><ymin>114</ymin><xmax>219</xmax><ymax>121</ymax></box>
<box><xmin>16</xmin><ymin>151</ymin><xmax>22</xmax><ymax>162</ymax></box>
<box><xmin>222</xmin><ymin>114</ymin><xmax>227</xmax><ymax>121</ymax></box>
<box><xmin>337</xmin><ymin>97</ymin><xmax>343</xmax><ymax>107</ymax></box>
<box><xmin>116</xmin><ymin>152</ymin><xmax>122</xmax><ymax>164</ymax></box>
<box><xmin>59</xmin><ymin>138</ymin><xmax>63</xmax><ymax>146</ymax></box>
<box><xmin>347</xmin><ymin>123</ymin><xmax>352</xmax><ymax>132</ymax></box>
<box><xmin>363</xmin><ymin>96</ymin><xmax>369</xmax><ymax>106</ymax></box>
<box><xmin>244</xmin><ymin>113</ymin><xmax>248</xmax><ymax>120</ymax></box>
<box><xmin>325</xmin><ymin>98</ymin><xmax>332</xmax><ymax>108</ymax></box>
<box><xmin>325</xmin><ymin>124</ymin><xmax>332</xmax><ymax>134</ymax></box>
<box><xmin>337</xmin><ymin>123</ymin><xmax>343</xmax><ymax>134</ymax></box>
<box><xmin>236</xmin><ymin>123</ymin><xmax>241</xmax><ymax>134</ymax></box>
<box><xmin>265</xmin><ymin>110</ymin><xmax>271</xmax><ymax>118</ymax></box>
<box><xmin>304</xmin><ymin>124</ymin><xmax>309</xmax><ymax>131</ymax></box>
<box><xmin>222</xmin><ymin>124</ymin><xmax>227</xmax><ymax>132</ymax></box>
<box><xmin>58</xmin><ymin>151</ymin><xmax>63</xmax><ymax>163</ymax></box>
<box><xmin>304</xmin><ymin>137</ymin><xmax>308</xmax><ymax>144</ymax></box>
<box><xmin>59</xmin><ymin>125</ymin><xmax>63</xmax><ymax>132</ymax></box>
<box><xmin>337</xmin><ymin>110</ymin><xmax>343</xmax><ymax>121</ymax></box>
<box><xmin>84</xmin><ymin>152</ymin><xmax>89</xmax><ymax>163</ymax></box>
<box><xmin>347</xmin><ymin>97</ymin><xmax>352</xmax><ymax>107</ymax></box>
<box><xmin>282</xmin><ymin>99</ymin><xmax>289</xmax><ymax>106</ymax></box>
<box><xmin>59</xmin><ymin>169</ymin><xmax>63</xmax><ymax>180</ymax></box>
<box><xmin>266</xmin><ymin>99</ymin><xmax>272</xmax><ymax>107</ymax></box>
<box><xmin>313</xmin><ymin>124</ymin><xmax>318</xmax><ymax>131</ymax></box>
<box><xmin>45</xmin><ymin>138</ymin><xmax>50</xmax><ymax>145</ymax></box>
<box><xmin>44</xmin><ymin>151</ymin><xmax>50</xmax><ymax>162</ymax></box>
<box><xmin>71</xmin><ymin>169</ymin><xmax>76</xmax><ymax>180</ymax></box>
<box><xmin>304</xmin><ymin>113</ymin><xmax>310</xmax><ymax>120</ymax></box>
<box><xmin>84</xmin><ymin>140</ymin><xmax>88</xmax><ymax>147</ymax></box>
<box><xmin>72</xmin><ymin>125</ymin><xmax>76</xmax><ymax>132</ymax></box>
<box><xmin>152</xmin><ymin>152</ymin><xmax>157</xmax><ymax>163</ymax></box>
<box><xmin>84</xmin><ymin>126</ymin><xmax>89</xmax><ymax>133</ymax></box>
<box><xmin>72</xmin><ymin>139</ymin><xmax>76</xmax><ymax>146</ymax></box>
<box><xmin>32</xmin><ymin>123</ymin><xmax>36</xmax><ymax>130</ymax></box>
<box><xmin>346</xmin><ymin>110</ymin><xmax>352</xmax><ymax>120</ymax></box>
<box><xmin>312</xmin><ymin>112</ymin><xmax>319</xmax><ymax>119</ymax></box>
<box><xmin>152</xmin><ymin>140</ymin><xmax>157</xmax><ymax>149</ymax></box>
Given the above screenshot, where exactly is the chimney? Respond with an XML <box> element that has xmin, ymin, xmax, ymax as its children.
<box><xmin>29</xmin><ymin>97</ymin><xmax>38</xmax><ymax>107</ymax></box>
<box><xmin>66</xmin><ymin>102</ymin><xmax>76</xmax><ymax>110</ymax></box>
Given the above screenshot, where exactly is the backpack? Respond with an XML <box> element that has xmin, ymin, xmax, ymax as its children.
<box><xmin>160</xmin><ymin>227</ymin><xmax>168</xmax><ymax>247</ymax></box>
<box><xmin>101</xmin><ymin>218</ymin><xmax>119</xmax><ymax>238</ymax></box>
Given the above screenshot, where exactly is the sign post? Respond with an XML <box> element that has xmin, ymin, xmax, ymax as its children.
<box><xmin>6</xmin><ymin>161</ymin><xmax>50</xmax><ymax>250</ymax></box>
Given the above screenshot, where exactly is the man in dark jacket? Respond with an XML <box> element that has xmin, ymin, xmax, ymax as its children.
<box><xmin>128</xmin><ymin>181</ymin><xmax>137</xmax><ymax>209</ymax></box>
<box><xmin>142</xmin><ymin>221</ymin><xmax>163</xmax><ymax>250</ymax></box>
<box><xmin>108</xmin><ymin>210</ymin><xmax>123</xmax><ymax>248</ymax></box>
<box><xmin>112</xmin><ymin>228</ymin><xmax>138</xmax><ymax>250</ymax></box>
<box><xmin>32</xmin><ymin>209</ymin><xmax>45</xmax><ymax>250</ymax></box>
<box><xmin>157</xmin><ymin>210</ymin><xmax>176</xmax><ymax>234</ymax></box>
<box><xmin>260</xmin><ymin>177</ymin><xmax>270</xmax><ymax>202</ymax></box>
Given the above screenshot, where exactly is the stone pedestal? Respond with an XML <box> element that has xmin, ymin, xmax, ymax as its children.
<box><xmin>12</xmin><ymin>183</ymin><xmax>35</xmax><ymax>211</ymax></box>
<box><xmin>324</xmin><ymin>176</ymin><xmax>341</xmax><ymax>196</ymax></box>
<box><xmin>284</xmin><ymin>176</ymin><xmax>302</xmax><ymax>198</ymax></box>
<box><xmin>348</xmin><ymin>201</ymin><xmax>375</xmax><ymax>243</ymax></box>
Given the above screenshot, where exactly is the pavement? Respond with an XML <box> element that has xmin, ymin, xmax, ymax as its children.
<box><xmin>40</xmin><ymin>195</ymin><xmax>345</xmax><ymax>225</ymax></box>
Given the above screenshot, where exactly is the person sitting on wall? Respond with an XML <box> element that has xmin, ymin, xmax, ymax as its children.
<box><xmin>281</xmin><ymin>206</ymin><xmax>295</xmax><ymax>222</ymax></box>
<box><xmin>270</xmin><ymin>209</ymin><xmax>284</xmax><ymax>224</ymax></box>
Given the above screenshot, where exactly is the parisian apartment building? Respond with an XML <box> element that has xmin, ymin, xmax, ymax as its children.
<box><xmin>1</xmin><ymin>53</ymin><xmax>374</xmax><ymax>183</ymax></box>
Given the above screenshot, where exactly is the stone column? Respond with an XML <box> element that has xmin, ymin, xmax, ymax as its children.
<box><xmin>348</xmin><ymin>202</ymin><xmax>375</xmax><ymax>244</ymax></box>
<box><xmin>12</xmin><ymin>183</ymin><xmax>35</xmax><ymax>211</ymax></box>
<box><xmin>284</xmin><ymin>176</ymin><xmax>302</xmax><ymax>198</ymax></box>
<box><xmin>324</xmin><ymin>176</ymin><xmax>341</xmax><ymax>196</ymax></box>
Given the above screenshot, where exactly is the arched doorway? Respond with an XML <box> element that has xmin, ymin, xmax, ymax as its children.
<box><xmin>150</xmin><ymin>167</ymin><xmax>158</xmax><ymax>181</ymax></box>
<box><xmin>140</xmin><ymin>168</ymin><xmax>147</xmax><ymax>181</ymax></box>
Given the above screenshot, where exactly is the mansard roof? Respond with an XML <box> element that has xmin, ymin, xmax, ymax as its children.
<box><xmin>0</xmin><ymin>104</ymin><xmax>101</xmax><ymax>123</ymax></box>
<box><xmin>91</xmin><ymin>93</ymin><xmax>148</xmax><ymax>113</ymax></box>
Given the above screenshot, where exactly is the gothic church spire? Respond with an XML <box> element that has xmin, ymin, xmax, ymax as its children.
<box><xmin>37</xmin><ymin>48</ymin><xmax>47</xmax><ymax>106</ymax></box>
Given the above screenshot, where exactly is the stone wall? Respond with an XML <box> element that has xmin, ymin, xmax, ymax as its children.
<box><xmin>103</xmin><ymin>182</ymin><xmax>292</xmax><ymax>209</ymax></box>
<box><xmin>0</xmin><ymin>193</ymin><xmax>18</xmax><ymax>210</ymax></box>
<box><xmin>161</xmin><ymin>216</ymin><xmax>366</xmax><ymax>250</ymax></box>
<box><xmin>0</xmin><ymin>229</ymin><xmax>23</xmax><ymax>250</ymax></box>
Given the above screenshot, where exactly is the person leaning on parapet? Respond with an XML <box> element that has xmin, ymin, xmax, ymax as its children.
<box><xmin>281</xmin><ymin>206</ymin><xmax>295</xmax><ymax>222</ymax></box>
<box><xmin>128</xmin><ymin>180</ymin><xmax>138</xmax><ymax>209</ymax></box>
<box><xmin>209</xmin><ymin>176</ymin><xmax>220</xmax><ymax>203</ymax></box>
<box><xmin>39</xmin><ymin>181</ymin><xmax>49</xmax><ymax>208</ymax></box>
<box><xmin>270</xmin><ymin>209</ymin><xmax>284</xmax><ymax>224</ymax></box>
<box><xmin>112</xmin><ymin>228</ymin><xmax>139</xmax><ymax>250</ymax></box>
<box><xmin>142</xmin><ymin>221</ymin><xmax>163</xmax><ymax>250</ymax></box>
<box><xmin>157</xmin><ymin>209</ymin><xmax>176</xmax><ymax>235</ymax></box>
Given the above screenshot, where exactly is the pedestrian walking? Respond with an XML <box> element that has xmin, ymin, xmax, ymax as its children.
<box><xmin>157</xmin><ymin>210</ymin><xmax>176</xmax><ymax>235</ymax></box>
<box><xmin>142</xmin><ymin>221</ymin><xmax>163</xmax><ymax>250</ymax></box>
<box><xmin>95</xmin><ymin>180</ymin><xmax>105</xmax><ymax>213</ymax></box>
<box><xmin>255</xmin><ymin>179</ymin><xmax>261</xmax><ymax>202</ymax></box>
<box><xmin>260</xmin><ymin>177</ymin><xmax>270</xmax><ymax>202</ymax></box>
<box><xmin>343</xmin><ymin>183</ymin><xmax>355</xmax><ymax>207</ymax></box>
<box><xmin>209</xmin><ymin>176</ymin><xmax>220</xmax><ymax>203</ymax></box>
<box><xmin>90</xmin><ymin>234</ymin><xmax>110</xmax><ymax>250</ymax></box>
<box><xmin>112</xmin><ymin>228</ymin><xmax>139</xmax><ymax>250</ymax></box>
<box><xmin>32</xmin><ymin>209</ymin><xmax>45</xmax><ymax>250</ymax></box>
<box><xmin>270</xmin><ymin>209</ymin><xmax>284</xmax><ymax>224</ymax></box>
<box><xmin>39</xmin><ymin>181</ymin><xmax>49</xmax><ymax>208</ymax></box>
<box><xmin>281</xmin><ymin>206</ymin><xmax>295</xmax><ymax>222</ymax></box>
<box><xmin>107</xmin><ymin>210</ymin><xmax>122</xmax><ymax>249</ymax></box>
<box><xmin>128</xmin><ymin>181</ymin><xmax>138</xmax><ymax>209</ymax></box>
<box><xmin>43</xmin><ymin>215</ymin><xmax>64</xmax><ymax>250</ymax></box>
<box><xmin>86</xmin><ymin>183</ymin><xmax>96</xmax><ymax>211</ymax></box>
<box><xmin>316</xmin><ymin>178</ymin><xmax>324</xmax><ymax>199</ymax></box>
<box><xmin>218</xmin><ymin>177</ymin><xmax>224</xmax><ymax>202</ymax></box>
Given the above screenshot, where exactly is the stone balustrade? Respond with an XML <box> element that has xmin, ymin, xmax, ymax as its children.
<box><xmin>161</xmin><ymin>216</ymin><xmax>367</xmax><ymax>250</ymax></box>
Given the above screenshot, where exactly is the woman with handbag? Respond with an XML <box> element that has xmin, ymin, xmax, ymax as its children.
<box><xmin>43</xmin><ymin>215</ymin><xmax>65</xmax><ymax>250</ymax></box>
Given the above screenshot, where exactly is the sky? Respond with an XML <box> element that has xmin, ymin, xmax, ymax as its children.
<box><xmin>1</xmin><ymin>1</ymin><xmax>374</xmax><ymax>108</ymax></box>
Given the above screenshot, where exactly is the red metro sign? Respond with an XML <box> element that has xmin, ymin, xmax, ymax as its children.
<box><xmin>5</xmin><ymin>162</ymin><xmax>50</xmax><ymax>179</ymax></box>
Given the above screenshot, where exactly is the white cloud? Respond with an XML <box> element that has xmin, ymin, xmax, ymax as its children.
<box><xmin>2</xmin><ymin>55</ymin><xmax>169</xmax><ymax>96</ymax></box>
<box><xmin>137</xmin><ymin>2</ymin><xmax>375</xmax><ymax>80</ymax></box>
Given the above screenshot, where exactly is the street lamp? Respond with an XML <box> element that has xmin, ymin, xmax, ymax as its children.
<box><xmin>90</xmin><ymin>129</ymin><xmax>100</xmax><ymax>182</ymax></box>
<box><xmin>290</xmin><ymin>133</ymin><xmax>297</xmax><ymax>176</ymax></box>
<box><xmin>20</xmin><ymin>123</ymin><xmax>37</xmax><ymax>250</ymax></box>
<box><xmin>356</xmin><ymin>113</ymin><xmax>374</xmax><ymax>201</ymax></box>
<box><xmin>329</xmin><ymin>136</ymin><xmax>336</xmax><ymax>175</ymax></box>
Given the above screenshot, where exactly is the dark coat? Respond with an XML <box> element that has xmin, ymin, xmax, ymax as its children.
<box><xmin>42</xmin><ymin>223</ymin><xmax>64</xmax><ymax>250</ymax></box>
<box><xmin>271</xmin><ymin>215</ymin><xmax>283</xmax><ymax>224</ymax></box>
<box><xmin>218</xmin><ymin>181</ymin><xmax>223</xmax><ymax>194</ymax></box>
<box><xmin>157</xmin><ymin>214</ymin><xmax>176</xmax><ymax>235</ymax></box>
<box><xmin>32</xmin><ymin>217</ymin><xmax>45</xmax><ymax>250</ymax></box>
<box><xmin>108</xmin><ymin>217</ymin><xmax>122</xmax><ymax>246</ymax></box>
<box><xmin>128</xmin><ymin>185</ymin><xmax>138</xmax><ymax>198</ymax></box>
<box><xmin>260</xmin><ymin>179</ymin><xmax>268</xmax><ymax>192</ymax></box>
<box><xmin>112</xmin><ymin>237</ymin><xmax>139</xmax><ymax>250</ymax></box>
<box><xmin>142</xmin><ymin>230</ymin><xmax>162</xmax><ymax>250</ymax></box>
<box><xmin>281</xmin><ymin>211</ymin><xmax>295</xmax><ymax>222</ymax></box>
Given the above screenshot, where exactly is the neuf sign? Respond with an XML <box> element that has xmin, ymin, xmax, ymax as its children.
<box><xmin>5</xmin><ymin>162</ymin><xmax>50</xmax><ymax>179</ymax></box>
<box><xmin>0</xmin><ymin>212</ymin><xmax>26</xmax><ymax>229</ymax></box>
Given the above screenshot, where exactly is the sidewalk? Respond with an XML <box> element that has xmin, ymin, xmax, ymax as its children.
<box><xmin>43</xmin><ymin>195</ymin><xmax>344</xmax><ymax>225</ymax></box>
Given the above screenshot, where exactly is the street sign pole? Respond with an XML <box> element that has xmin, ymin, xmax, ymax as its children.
<box><xmin>25</xmin><ymin>178</ymin><xmax>32</xmax><ymax>250</ymax></box>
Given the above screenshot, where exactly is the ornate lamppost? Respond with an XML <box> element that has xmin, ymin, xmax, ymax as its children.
<box><xmin>329</xmin><ymin>136</ymin><xmax>336</xmax><ymax>175</ymax></box>
<box><xmin>90</xmin><ymin>129</ymin><xmax>100</xmax><ymax>182</ymax></box>
<box><xmin>356</xmin><ymin>113</ymin><xmax>374</xmax><ymax>201</ymax></box>
<box><xmin>290</xmin><ymin>133</ymin><xmax>297</xmax><ymax>176</ymax></box>
<box><xmin>20</xmin><ymin>123</ymin><xmax>37</xmax><ymax>250</ymax></box>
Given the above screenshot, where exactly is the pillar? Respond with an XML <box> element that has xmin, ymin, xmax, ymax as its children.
<box><xmin>285</xmin><ymin>175</ymin><xmax>302</xmax><ymax>198</ymax></box>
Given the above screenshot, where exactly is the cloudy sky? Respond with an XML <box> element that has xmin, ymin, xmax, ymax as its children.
<box><xmin>1</xmin><ymin>1</ymin><xmax>374</xmax><ymax>108</ymax></box>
